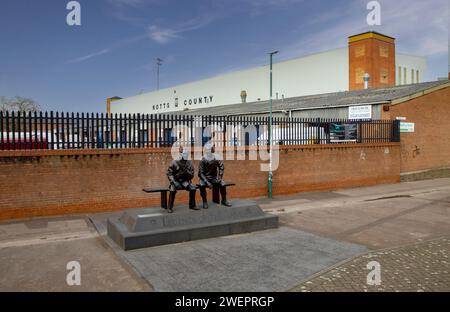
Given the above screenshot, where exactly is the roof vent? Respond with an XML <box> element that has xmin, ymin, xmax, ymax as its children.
<box><xmin>240</xmin><ymin>90</ymin><xmax>247</xmax><ymax>103</ymax></box>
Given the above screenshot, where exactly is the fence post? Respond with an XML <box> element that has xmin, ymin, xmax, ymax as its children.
<box><xmin>316</xmin><ymin>117</ymin><xmax>321</xmax><ymax>144</ymax></box>
<box><xmin>136</xmin><ymin>113</ymin><xmax>141</xmax><ymax>148</ymax></box>
<box><xmin>44</xmin><ymin>111</ymin><xmax>48</xmax><ymax>150</ymax></box>
<box><xmin>17</xmin><ymin>111</ymin><xmax>21</xmax><ymax>149</ymax></box>
<box><xmin>5</xmin><ymin>111</ymin><xmax>9</xmax><ymax>149</ymax></box>
<box><xmin>105</xmin><ymin>112</ymin><xmax>109</xmax><ymax>149</ymax></box>
<box><xmin>11</xmin><ymin>111</ymin><xmax>15</xmax><ymax>149</ymax></box>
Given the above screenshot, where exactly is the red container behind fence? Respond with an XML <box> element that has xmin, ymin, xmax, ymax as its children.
<box><xmin>1</xmin><ymin>137</ymin><xmax>49</xmax><ymax>150</ymax></box>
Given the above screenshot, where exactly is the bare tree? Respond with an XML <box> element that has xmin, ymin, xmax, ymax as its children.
<box><xmin>0</xmin><ymin>96</ymin><xmax>41</xmax><ymax>112</ymax></box>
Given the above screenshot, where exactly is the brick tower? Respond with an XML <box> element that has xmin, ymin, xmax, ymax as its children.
<box><xmin>348</xmin><ymin>31</ymin><xmax>396</xmax><ymax>90</ymax></box>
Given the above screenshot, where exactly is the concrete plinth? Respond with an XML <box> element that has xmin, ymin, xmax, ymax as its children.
<box><xmin>107</xmin><ymin>200</ymin><xmax>278</xmax><ymax>250</ymax></box>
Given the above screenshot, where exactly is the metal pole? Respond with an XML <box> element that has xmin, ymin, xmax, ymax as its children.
<box><xmin>156</xmin><ymin>58</ymin><xmax>163</xmax><ymax>90</ymax></box>
<box><xmin>268</xmin><ymin>50</ymin><xmax>278</xmax><ymax>199</ymax></box>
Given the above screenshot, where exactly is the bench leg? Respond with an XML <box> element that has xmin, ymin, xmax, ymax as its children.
<box><xmin>212</xmin><ymin>186</ymin><xmax>220</xmax><ymax>204</ymax></box>
<box><xmin>161</xmin><ymin>191</ymin><xmax>168</xmax><ymax>209</ymax></box>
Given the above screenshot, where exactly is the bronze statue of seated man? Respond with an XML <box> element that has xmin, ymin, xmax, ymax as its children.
<box><xmin>198</xmin><ymin>144</ymin><xmax>232</xmax><ymax>209</ymax></box>
<box><xmin>167</xmin><ymin>147</ymin><xmax>199</xmax><ymax>213</ymax></box>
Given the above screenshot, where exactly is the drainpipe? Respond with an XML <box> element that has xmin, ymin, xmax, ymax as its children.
<box><xmin>364</xmin><ymin>73</ymin><xmax>370</xmax><ymax>89</ymax></box>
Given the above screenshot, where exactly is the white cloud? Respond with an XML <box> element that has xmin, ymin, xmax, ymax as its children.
<box><xmin>147</xmin><ymin>13</ymin><xmax>219</xmax><ymax>44</ymax></box>
<box><xmin>107</xmin><ymin>0</ymin><xmax>307</xmax><ymax>44</ymax></box>
<box><xmin>104</xmin><ymin>0</ymin><xmax>160</xmax><ymax>26</ymax></box>
<box><xmin>66</xmin><ymin>49</ymin><xmax>111</xmax><ymax>64</ymax></box>
<box><xmin>147</xmin><ymin>25</ymin><xmax>180</xmax><ymax>44</ymax></box>
<box><xmin>377</xmin><ymin>0</ymin><xmax>448</xmax><ymax>56</ymax></box>
<box><xmin>278</xmin><ymin>0</ymin><xmax>448</xmax><ymax>60</ymax></box>
<box><xmin>207</xmin><ymin>0</ymin><xmax>447</xmax><ymax>82</ymax></box>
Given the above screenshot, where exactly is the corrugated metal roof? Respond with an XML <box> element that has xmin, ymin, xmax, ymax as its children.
<box><xmin>175</xmin><ymin>80</ymin><xmax>449</xmax><ymax>116</ymax></box>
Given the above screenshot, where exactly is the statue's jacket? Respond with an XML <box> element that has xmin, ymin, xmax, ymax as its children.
<box><xmin>199</xmin><ymin>157</ymin><xmax>224</xmax><ymax>183</ymax></box>
<box><xmin>167</xmin><ymin>159</ymin><xmax>195</xmax><ymax>183</ymax></box>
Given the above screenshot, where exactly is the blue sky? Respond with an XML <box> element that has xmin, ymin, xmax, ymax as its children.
<box><xmin>0</xmin><ymin>0</ymin><xmax>448</xmax><ymax>112</ymax></box>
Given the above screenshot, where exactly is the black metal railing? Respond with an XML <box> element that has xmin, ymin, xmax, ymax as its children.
<box><xmin>0</xmin><ymin>111</ymin><xmax>400</xmax><ymax>150</ymax></box>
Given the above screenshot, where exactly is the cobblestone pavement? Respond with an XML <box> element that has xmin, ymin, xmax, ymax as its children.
<box><xmin>290</xmin><ymin>237</ymin><xmax>450</xmax><ymax>292</ymax></box>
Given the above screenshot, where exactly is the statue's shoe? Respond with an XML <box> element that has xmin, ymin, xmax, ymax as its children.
<box><xmin>167</xmin><ymin>208</ymin><xmax>173</xmax><ymax>213</ymax></box>
<box><xmin>189</xmin><ymin>206</ymin><xmax>200</xmax><ymax>210</ymax></box>
<box><xmin>203</xmin><ymin>202</ymin><xmax>209</xmax><ymax>209</ymax></box>
<box><xmin>221</xmin><ymin>201</ymin><xmax>232</xmax><ymax>207</ymax></box>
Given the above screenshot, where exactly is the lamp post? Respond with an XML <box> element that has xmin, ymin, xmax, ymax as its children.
<box><xmin>268</xmin><ymin>50</ymin><xmax>278</xmax><ymax>199</ymax></box>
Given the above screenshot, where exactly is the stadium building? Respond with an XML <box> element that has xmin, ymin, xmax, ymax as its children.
<box><xmin>108</xmin><ymin>32</ymin><xmax>427</xmax><ymax>115</ymax></box>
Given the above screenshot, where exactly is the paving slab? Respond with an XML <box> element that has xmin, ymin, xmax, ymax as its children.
<box><xmin>262</xmin><ymin>178</ymin><xmax>450</xmax><ymax>249</ymax></box>
<box><xmin>0</xmin><ymin>216</ymin><xmax>151</xmax><ymax>292</ymax></box>
<box><xmin>96</xmin><ymin>226</ymin><xmax>367</xmax><ymax>292</ymax></box>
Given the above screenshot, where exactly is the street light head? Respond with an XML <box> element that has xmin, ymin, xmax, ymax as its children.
<box><xmin>269</xmin><ymin>50</ymin><xmax>279</xmax><ymax>55</ymax></box>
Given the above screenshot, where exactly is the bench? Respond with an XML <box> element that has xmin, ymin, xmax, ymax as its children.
<box><xmin>213</xmin><ymin>182</ymin><xmax>235</xmax><ymax>203</ymax></box>
<box><xmin>197</xmin><ymin>182</ymin><xmax>236</xmax><ymax>204</ymax></box>
<box><xmin>142</xmin><ymin>187</ymin><xmax>170</xmax><ymax>209</ymax></box>
<box><xmin>143</xmin><ymin>182</ymin><xmax>235</xmax><ymax>208</ymax></box>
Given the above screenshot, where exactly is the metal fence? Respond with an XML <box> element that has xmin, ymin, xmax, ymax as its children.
<box><xmin>0</xmin><ymin>111</ymin><xmax>400</xmax><ymax>150</ymax></box>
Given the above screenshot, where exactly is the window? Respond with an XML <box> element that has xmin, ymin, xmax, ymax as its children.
<box><xmin>355</xmin><ymin>46</ymin><xmax>365</xmax><ymax>57</ymax></box>
<box><xmin>411</xmin><ymin>69</ymin><xmax>415</xmax><ymax>84</ymax></box>
<box><xmin>398</xmin><ymin>66</ymin><xmax>402</xmax><ymax>85</ymax></box>
<box><xmin>416</xmin><ymin>70</ymin><xmax>420</xmax><ymax>83</ymax></box>
<box><xmin>356</xmin><ymin>68</ymin><xmax>365</xmax><ymax>84</ymax></box>
<box><xmin>380</xmin><ymin>45</ymin><xmax>389</xmax><ymax>58</ymax></box>
<box><xmin>404</xmin><ymin>68</ymin><xmax>407</xmax><ymax>85</ymax></box>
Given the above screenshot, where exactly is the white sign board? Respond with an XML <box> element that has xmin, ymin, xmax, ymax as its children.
<box><xmin>348</xmin><ymin>105</ymin><xmax>372</xmax><ymax>120</ymax></box>
<box><xmin>400</xmin><ymin>122</ymin><xmax>415</xmax><ymax>133</ymax></box>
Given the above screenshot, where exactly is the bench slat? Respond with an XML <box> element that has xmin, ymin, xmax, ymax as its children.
<box><xmin>143</xmin><ymin>188</ymin><xmax>170</xmax><ymax>193</ymax></box>
<box><xmin>195</xmin><ymin>182</ymin><xmax>236</xmax><ymax>187</ymax></box>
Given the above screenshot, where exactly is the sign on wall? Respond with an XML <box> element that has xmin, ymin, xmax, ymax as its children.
<box><xmin>330</xmin><ymin>123</ymin><xmax>358</xmax><ymax>143</ymax></box>
<box><xmin>400</xmin><ymin>122</ymin><xmax>415</xmax><ymax>133</ymax></box>
<box><xmin>348</xmin><ymin>105</ymin><xmax>372</xmax><ymax>120</ymax></box>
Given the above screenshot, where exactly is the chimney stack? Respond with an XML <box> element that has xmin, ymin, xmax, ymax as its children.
<box><xmin>240</xmin><ymin>90</ymin><xmax>247</xmax><ymax>103</ymax></box>
<box><xmin>348</xmin><ymin>31</ymin><xmax>396</xmax><ymax>91</ymax></box>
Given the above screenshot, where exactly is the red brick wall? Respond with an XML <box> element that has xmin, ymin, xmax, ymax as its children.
<box><xmin>382</xmin><ymin>86</ymin><xmax>450</xmax><ymax>173</ymax></box>
<box><xmin>0</xmin><ymin>143</ymin><xmax>400</xmax><ymax>220</ymax></box>
<box><xmin>349</xmin><ymin>35</ymin><xmax>396</xmax><ymax>91</ymax></box>
<box><xmin>273</xmin><ymin>144</ymin><xmax>400</xmax><ymax>195</ymax></box>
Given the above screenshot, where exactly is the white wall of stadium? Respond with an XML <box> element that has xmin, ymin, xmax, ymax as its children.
<box><xmin>110</xmin><ymin>48</ymin><xmax>427</xmax><ymax>115</ymax></box>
